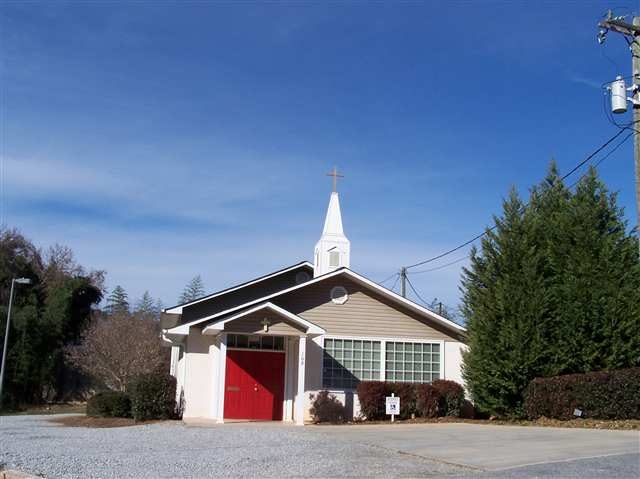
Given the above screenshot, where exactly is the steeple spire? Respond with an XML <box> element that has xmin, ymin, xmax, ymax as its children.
<box><xmin>314</xmin><ymin>168</ymin><xmax>350</xmax><ymax>277</ymax></box>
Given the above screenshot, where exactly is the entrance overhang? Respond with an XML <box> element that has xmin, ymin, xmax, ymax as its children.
<box><xmin>202</xmin><ymin>302</ymin><xmax>325</xmax><ymax>336</ymax></box>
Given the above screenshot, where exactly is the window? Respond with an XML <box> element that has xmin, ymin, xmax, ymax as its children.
<box><xmin>330</xmin><ymin>286</ymin><xmax>349</xmax><ymax>304</ymax></box>
<box><xmin>323</xmin><ymin>339</ymin><xmax>381</xmax><ymax>389</ymax></box>
<box><xmin>385</xmin><ymin>341</ymin><xmax>440</xmax><ymax>382</ymax></box>
<box><xmin>295</xmin><ymin>271</ymin><xmax>311</xmax><ymax>284</ymax></box>
<box><xmin>329</xmin><ymin>250</ymin><xmax>340</xmax><ymax>267</ymax></box>
<box><xmin>226</xmin><ymin>334</ymin><xmax>284</xmax><ymax>351</ymax></box>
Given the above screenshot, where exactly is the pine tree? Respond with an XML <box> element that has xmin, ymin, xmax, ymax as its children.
<box><xmin>178</xmin><ymin>275</ymin><xmax>205</xmax><ymax>304</ymax></box>
<box><xmin>105</xmin><ymin>285</ymin><xmax>129</xmax><ymax>316</ymax></box>
<box><xmin>134</xmin><ymin>291</ymin><xmax>159</xmax><ymax>320</ymax></box>
<box><xmin>461</xmin><ymin>164</ymin><xmax>640</xmax><ymax>418</ymax></box>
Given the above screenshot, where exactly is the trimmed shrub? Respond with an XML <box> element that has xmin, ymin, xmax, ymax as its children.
<box><xmin>309</xmin><ymin>390</ymin><xmax>346</xmax><ymax>423</ymax></box>
<box><xmin>524</xmin><ymin>368</ymin><xmax>640</xmax><ymax>420</ymax></box>
<box><xmin>460</xmin><ymin>399</ymin><xmax>477</xmax><ymax>419</ymax></box>
<box><xmin>415</xmin><ymin>384</ymin><xmax>440</xmax><ymax>418</ymax></box>
<box><xmin>387</xmin><ymin>382</ymin><xmax>416</xmax><ymax>419</ymax></box>
<box><xmin>86</xmin><ymin>390</ymin><xmax>131</xmax><ymax>418</ymax></box>
<box><xmin>357</xmin><ymin>380</ymin><xmax>466</xmax><ymax>420</ymax></box>
<box><xmin>432</xmin><ymin>380</ymin><xmax>465</xmax><ymax>417</ymax></box>
<box><xmin>356</xmin><ymin>381</ymin><xmax>390</xmax><ymax>420</ymax></box>
<box><xmin>128</xmin><ymin>372</ymin><xmax>177</xmax><ymax>421</ymax></box>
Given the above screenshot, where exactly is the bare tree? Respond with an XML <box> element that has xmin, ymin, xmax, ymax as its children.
<box><xmin>65</xmin><ymin>312</ymin><xmax>168</xmax><ymax>391</ymax></box>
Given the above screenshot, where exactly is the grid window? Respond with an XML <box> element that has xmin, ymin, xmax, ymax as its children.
<box><xmin>323</xmin><ymin>339</ymin><xmax>381</xmax><ymax>389</ymax></box>
<box><xmin>226</xmin><ymin>334</ymin><xmax>284</xmax><ymax>351</ymax></box>
<box><xmin>385</xmin><ymin>342</ymin><xmax>440</xmax><ymax>383</ymax></box>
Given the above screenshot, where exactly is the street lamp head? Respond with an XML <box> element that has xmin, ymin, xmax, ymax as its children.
<box><xmin>15</xmin><ymin>278</ymin><xmax>32</xmax><ymax>285</ymax></box>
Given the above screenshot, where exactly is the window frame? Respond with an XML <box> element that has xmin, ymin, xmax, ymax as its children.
<box><xmin>328</xmin><ymin>250</ymin><xmax>340</xmax><ymax>268</ymax></box>
<box><xmin>320</xmin><ymin>335</ymin><xmax>445</xmax><ymax>391</ymax></box>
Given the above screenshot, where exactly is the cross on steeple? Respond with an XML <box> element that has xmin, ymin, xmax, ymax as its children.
<box><xmin>326</xmin><ymin>166</ymin><xmax>344</xmax><ymax>193</ymax></box>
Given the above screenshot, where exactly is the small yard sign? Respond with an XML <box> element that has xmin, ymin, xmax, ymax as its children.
<box><xmin>385</xmin><ymin>393</ymin><xmax>400</xmax><ymax>422</ymax></box>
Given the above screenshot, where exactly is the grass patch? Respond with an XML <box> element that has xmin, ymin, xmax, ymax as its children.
<box><xmin>322</xmin><ymin>416</ymin><xmax>640</xmax><ymax>430</ymax></box>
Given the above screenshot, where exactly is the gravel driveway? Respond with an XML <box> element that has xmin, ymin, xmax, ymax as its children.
<box><xmin>1</xmin><ymin>415</ymin><xmax>638</xmax><ymax>478</ymax></box>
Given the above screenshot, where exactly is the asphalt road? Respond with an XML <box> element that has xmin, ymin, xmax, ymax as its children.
<box><xmin>1</xmin><ymin>415</ymin><xmax>638</xmax><ymax>478</ymax></box>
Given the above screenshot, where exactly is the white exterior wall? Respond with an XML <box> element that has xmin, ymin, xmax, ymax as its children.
<box><xmin>443</xmin><ymin>341</ymin><xmax>466</xmax><ymax>386</ymax></box>
<box><xmin>182</xmin><ymin>329</ymin><xmax>218</xmax><ymax>419</ymax></box>
<box><xmin>173</xmin><ymin>332</ymin><xmax>466</xmax><ymax>422</ymax></box>
<box><xmin>304</xmin><ymin>336</ymin><xmax>467</xmax><ymax>421</ymax></box>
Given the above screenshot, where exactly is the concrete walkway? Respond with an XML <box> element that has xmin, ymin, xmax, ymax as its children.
<box><xmin>312</xmin><ymin>422</ymin><xmax>640</xmax><ymax>471</ymax></box>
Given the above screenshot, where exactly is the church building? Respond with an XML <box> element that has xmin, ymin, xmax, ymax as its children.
<box><xmin>161</xmin><ymin>175</ymin><xmax>466</xmax><ymax>424</ymax></box>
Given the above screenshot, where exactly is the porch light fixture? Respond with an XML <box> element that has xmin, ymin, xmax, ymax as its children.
<box><xmin>260</xmin><ymin>318</ymin><xmax>271</xmax><ymax>333</ymax></box>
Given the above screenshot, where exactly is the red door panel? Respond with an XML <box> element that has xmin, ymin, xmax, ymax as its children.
<box><xmin>224</xmin><ymin>349</ymin><xmax>285</xmax><ymax>420</ymax></box>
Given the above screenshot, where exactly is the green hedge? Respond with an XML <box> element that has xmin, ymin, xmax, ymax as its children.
<box><xmin>128</xmin><ymin>372</ymin><xmax>177</xmax><ymax>421</ymax></box>
<box><xmin>86</xmin><ymin>391</ymin><xmax>131</xmax><ymax>418</ymax></box>
<box><xmin>524</xmin><ymin>368</ymin><xmax>640</xmax><ymax>420</ymax></box>
<box><xmin>356</xmin><ymin>380</ymin><xmax>466</xmax><ymax>420</ymax></box>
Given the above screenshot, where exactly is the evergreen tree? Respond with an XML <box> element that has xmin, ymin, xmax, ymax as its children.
<box><xmin>134</xmin><ymin>291</ymin><xmax>160</xmax><ymax>320</ymax></box>
<box><xmin>105</xmin><ymin>285</ymin><xmax>129</xmax><ymax>316</ymax></box>
<box><xmin>0</xmin><ymin>228</ymin><xmax>101</xmax><ymax>407</ymax></box>
<box><xmin>461</xmin><ymin>164</ymin><xmax>640</xmax><ymax>418</ymax></box>
<box><xmin>178</xmin><ymin>275</ymin><xmax>205</xmax><ymax>304</ymax></box>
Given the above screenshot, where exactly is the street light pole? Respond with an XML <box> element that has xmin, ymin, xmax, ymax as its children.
<box><xmin>0</xmin><ymin>277</ymin><xmax>32</xmax><ymax>409</ymax></box>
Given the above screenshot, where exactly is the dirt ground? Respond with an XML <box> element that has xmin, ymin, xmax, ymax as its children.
<box><xmin>47</xmin><ymin>415</ymin><xmax>165</xmax><ymax>428</ymax></box>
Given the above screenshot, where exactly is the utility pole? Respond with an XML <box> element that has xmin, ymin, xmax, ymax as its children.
<box><xmin>0</xmin><ymin>277</ymin><xmax>32</xmax><ymax>409</ymax></box>
<box><xmin>399</xmin><ymin>267</ymin><xmax>407</xmax><ymax>298</ymax></box>
<box><xmin>598</xmin><ymin>12</ymin><xmax>640</xmax><ymax>243</ymax></box>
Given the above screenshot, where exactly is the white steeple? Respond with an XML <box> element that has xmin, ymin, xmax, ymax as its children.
<box><xmin>314</xmin><ymin>168</ymin><xmax>350</xmax><ymax>277</ymax></box>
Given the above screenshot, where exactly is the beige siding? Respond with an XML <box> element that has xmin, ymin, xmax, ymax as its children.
<box><xmin>224</xmin><ymin>311</ymin><xmax>305</xmax><ymax>335</ymax></box>
<box><xmin>275</xmin><ymin>277</ymin><xmax>462</xmax><ymax>341</ymax></box>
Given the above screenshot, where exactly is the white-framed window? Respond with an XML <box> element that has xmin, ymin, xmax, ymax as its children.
<box><xmin>321</xmin><ymin>336</ymin><xmax>442</xmax><ymax>389</ymax></box>
<box><xmin>385</xmin><ymin>341</ymin><xmax>440</xmax><ymax>382</ymax></box>
<box><xmin>295</xmin><ymin>271</ymin><xmax>311</xmax><ymax>284</ymax></box>
<box><xmin>322</xmin><ymin>338</ymin><xmax>381</xmax><ymax>389</ymax></box>
<box><xmin>329</xmin><ymin>250</ymin><xmax>340</xmax><ymax>267</ymax></box>
<box><xmin>227</xmin><ymin>334</ymin><xmax>285</xmax><ymax>351</ymax></box>
<box><xmin>330</xmin><ymin>285</ymin><xmax>349</xmax><ymax>304</ymax></box>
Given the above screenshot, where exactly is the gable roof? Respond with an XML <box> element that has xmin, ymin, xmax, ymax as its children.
<box><xmin>165</xmin><ymin>267</ymin><xmax>465</xmax><ymax>336</ymax></box>
<box><xmin>202</xmin><ymin>302</ymin><xmax>325</xmax><ymax>336</ymax></box>
<box><xmin>164</xmin><ymin>261</ymin><xmax>313</xmax><ymax>314</ymax></box>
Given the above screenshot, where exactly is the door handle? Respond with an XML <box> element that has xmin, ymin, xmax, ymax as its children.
<box><xmin>254</xmin><ymin>384</ymin><xmax>258</xmax><ymax>392</ymax></box>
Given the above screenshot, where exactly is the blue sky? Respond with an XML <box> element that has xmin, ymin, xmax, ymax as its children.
<box><xmin>1</xmin><ymin>1</ymin><xmax>638</xmax><ymax>311</ymax></box>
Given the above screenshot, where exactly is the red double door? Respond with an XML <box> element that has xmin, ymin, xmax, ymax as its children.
<box><xmin>224</xmin><ymin>349</ymin><xmax>285</xmax><ymax>420</ymax></box>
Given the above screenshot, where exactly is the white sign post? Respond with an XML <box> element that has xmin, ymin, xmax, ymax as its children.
<box><xmin>385</xmin><ymin>393</ymin><xmax>400</xmax><ymax>422</ymax></box>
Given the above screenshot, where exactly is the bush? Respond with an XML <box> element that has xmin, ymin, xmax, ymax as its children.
<box><xmin>415</xmin><ymin>384</ymin><xmax>440</xmax><ymax>418</ymax></box>
<box><xmin>432</xmin><ymin>379</ymin><xmax>465</xmax><ymax>417</ymax></box>
<box><xmin>387</xmin><ymin>382</ymin><xmax>416</xmax><ymax>419</ymax></box>
<box><xmin>309</xmin><ymin>390</ymin><xmax>346</xmax><ymax>423</ymax></box>
<box><xmin>128</xmin><ymin>372</ymin><xmax>177</xmax><ymax>421</ymax></box>
<box><xmin>86</xmin><ymin>390</ymin><xmax>131</xmax><ymax>418</ymax></box>
<box><xmin>357</xmin><ymin>380</ymin><xmax>466</xmax><ymax>420</ymax></box>
<box><xmin>524</xmin><ymin>368</ymin><xmax>640</xmax><ymax>420</ymax></box>
<box><xmin>356</xmin><ymin>381</ymin><xmax>389</xmax><ymax>420</ymax></box>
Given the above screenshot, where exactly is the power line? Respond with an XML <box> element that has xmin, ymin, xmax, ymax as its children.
<box><xmin>410</xmin><ymin>255</ymin><xmax>470</xmax><ymax>275</ymax></box>
<box><xmin>405</xmin><ymin>275</ymin><xmax>430</xmax><ymax>307</ymax></box>
<box><xmin>389</xmin><ymin>274</ymin><xmax>400</xmax><ymax>293</ymax></box>
<box><xmin>404</xmin><ymin>128</ymin><xmax>631</xmax><ymax>270</ymax></box>
<box><xmin>377</xmin><ymin>272</ymin><xmax>398</xmax><ymax>286</ymax></box>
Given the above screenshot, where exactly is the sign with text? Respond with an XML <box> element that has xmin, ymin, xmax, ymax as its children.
<box><xmin>385</xmin><ymin>396</ymin><xmax>400</xmax><ymax>416</ymax></box>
